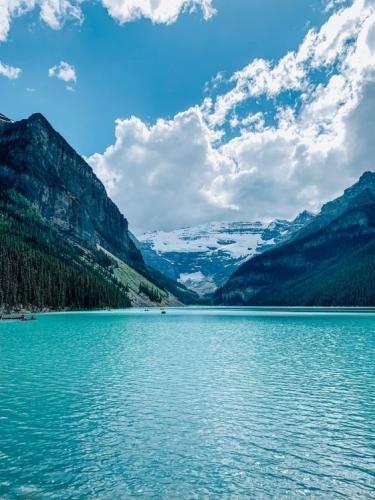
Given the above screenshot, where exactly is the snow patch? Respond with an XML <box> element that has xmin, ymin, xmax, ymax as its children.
<box><xmin>137</xmin><ymin>221</ymin><xmax>267</xmax><ymax>259</ymax></box>
<box><xmin>178</xmin><ymin>272</ymin><xmax>206</xmax><ymax>284</ymax></box>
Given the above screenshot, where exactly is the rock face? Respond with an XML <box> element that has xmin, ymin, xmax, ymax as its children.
<box><xmin>0</xmin><ymin>113</ymin><xmax>143</xmax><ymax>270</ymax></box>
<box><xmin>0</xmin><ymin>113</ymin><xmax>12</xmax><ymax>123</ymax></box>
<box><xmin>135</xmin><ymin>213</ymin><xmax>314</xmax><ymax>295</ymax></box>
<box><xmin>214</xmin><ymin>172</ymin><xmax>375</xmax><ymax>306</ymax></box>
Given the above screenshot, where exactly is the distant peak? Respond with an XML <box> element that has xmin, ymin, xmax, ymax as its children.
<box><xmin>0</xmin><ymin>112</ymin><xmax>50</xmax><ymax>126</ymax></box>
<box><xmin>28</xmin><ymin>112</ymin><xmax>49</xmax><ymax>124</ymax></box>
<box><xmin>358</xmin><ymin>170</ymin><xmax>375</xmax><ymax>183</ymax></box>
<box><xmin>292</xmin><ymin>210</ymin><xmax>314</xmax><ymax>225</ymax></box>
<box><xmin>341</xmin><ymin>170</ymin><xmax>375</xmax><ymax>198</ymax></box>
<box><xmin>26</xmin><ymin>113</ymin><xmax>62</xmax><ymax>140</ymax></box>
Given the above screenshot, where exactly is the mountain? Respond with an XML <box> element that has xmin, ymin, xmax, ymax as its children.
<box><xmin>0</xmin><ymin>113</ymin><xmax>142</xmax><ymax>268</ymax></box>
<box><xmin>0</xmin><ymin>113</ymin><xmax>196</xmax><ymax>311</ymax></box>
<box><xmin>214</xmin><ymin>172</ymin><xmax>375</xmax><ymax>306</ymax></box>
<box><xmin>135</xmin><ymin>212</ymin><xmax>314</xmax><ymax>295</ymax></box>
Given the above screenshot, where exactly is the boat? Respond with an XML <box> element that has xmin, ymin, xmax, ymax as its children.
<box><xmin>161</xmin><ymin>310</ymin><xmax>167</xmax><ymax>315</ymax></box>
<box><xmin>0</xmin><ymin>314</ymin><xmax>37</xmax><ymax>321</ymax></box>
<box><xmin>19</xmin><ymin>315</ymin><xmax>37</xmax><ymax>322</ymax></box>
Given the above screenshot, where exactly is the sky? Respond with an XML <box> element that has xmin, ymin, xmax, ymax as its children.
<box><xmin>1</xmin><ymin>0</ymin><xmax>375</xmax><ymax>233</ymax></box>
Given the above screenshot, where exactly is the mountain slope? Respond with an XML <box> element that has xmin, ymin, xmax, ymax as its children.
<box><xmin>135</xmin><ymin>213</ymin><xmax>314</xmax><ymax>295</ymax></box>
<box><xmin>214</xmin><ymin>172</ymin><xmax>375</xmax><ymax>306</ymax></box>
<box><xmin>0</xmin><ymin>189</ymin><xmax>131</xmax><ymax>310</ymax></box>
<box><xmin>0</xmin><ymin>113</ymin><xmax>193</xmax><ymax>310</ymax></box>
<box><xmin>0</xmin><ymin>112</ymin><xmax>142</xmax><ymax>269</ymax></box>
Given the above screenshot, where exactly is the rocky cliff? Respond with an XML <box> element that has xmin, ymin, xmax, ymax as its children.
<box><xmin>0</xmin><ymin>113</ymin><xmax>142</xmax><ymax>270</ymax></box>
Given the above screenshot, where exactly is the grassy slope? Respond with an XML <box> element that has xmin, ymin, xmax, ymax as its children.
<box><xmin>146</xmin><ymin>267</ymin><xmax>200</xmax><ymax>305</ymax></box>
<box><xmin>98</xmin><ymin>246</ymin><xmax>182</xmax><ymax>306</ymax></box>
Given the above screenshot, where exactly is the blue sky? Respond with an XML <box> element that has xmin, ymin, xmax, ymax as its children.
<box><xmin>1</xmin><ymin>0</ymin><xmax>373</xmax><ymax>232</ymax></box>
<box><xmin>1</xmin><ymin>0</ymin><xmax>329</xmax><ymax>155</ymax></box>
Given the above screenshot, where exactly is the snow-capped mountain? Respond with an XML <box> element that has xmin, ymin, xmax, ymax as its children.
<box><xmin>134</xmin><ymin>212</ymin><xmax>314</xmax><ymax>295</ymax></box>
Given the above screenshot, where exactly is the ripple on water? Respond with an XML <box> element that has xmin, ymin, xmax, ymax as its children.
<box><xmin>0</xmin><ymin>309</ymin><xmax>374</xmax><ymax>498</ymax></box>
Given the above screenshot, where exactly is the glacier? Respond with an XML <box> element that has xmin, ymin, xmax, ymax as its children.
<box><xmin>134</xmin><ymin>213</ymin><xmax>314</xmax><ymax>295</ymax></box>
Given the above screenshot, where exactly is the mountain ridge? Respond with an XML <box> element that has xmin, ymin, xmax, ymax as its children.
<box><xmin>135</xmin><ymin>212</ymin><xmax>315</xmax><ymax>295</ymax></box>
<box><xmin>214</xmin><ymin>172</ymin><xmax>375</xmax><ymax>306</ymax></box>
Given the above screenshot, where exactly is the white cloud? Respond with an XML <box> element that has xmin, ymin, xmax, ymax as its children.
<box><xmin>0</xmin><ymin>0</ymin><xmax>30</xmax><ymax>43</ymax></box>
<box><xmin>208</xmin><ymin>53</ymin><xmax>308</xmax><ymax>127</ymax></box>
<box><xmin>39</xmin><ymin>0</ymin><xmax>83</xmax><ymax>30</ymax></box>
<box><xmin>89</xmin><ymin>108</ymin><xmax>233</xmax><ymax>231</ymax></box>
<box><xmin>101</xmin><ymin>0</ymin><xmax>215</xmax><ymax>25</ymax></box>
<box><xmin>0</xmin><ymin>0</ymin><xmax>214</xmax><ymax>43</ymax></box>
<box><xmin>48</xmin><ymin>61</ymin><xmax>77</xmax><ymax>86</ymax></box>
<box><xmin>0</xmin><ymin>61</ymin><xmax>21</xmax><ymax>79</ymax></box>
<box><xmin>89</xmin><ymin>0</ymin><xmax>375</xmax><ymax>231</ymax></box>
<box><xmin>0</xmin><ymin>0</ymin><xmax>83</xmax><ymax>43</ymax></box>
<box><xmin>206</xmin><ymin>0</ymin><xmax>373</xmax><ymax>128</ymax></box>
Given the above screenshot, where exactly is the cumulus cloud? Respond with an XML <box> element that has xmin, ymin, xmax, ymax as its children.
<box><xmin>89</xmin><ymin>0</ymin><xmax>375</xmax><ymax>231</ymax></box>
<box><xmin>0</xmin><ymin>61</ymin><xmax>21</xmax><ymax>79</ymax></box>
<box><xmin>207</xmin><ymin>0</ymin><xmax>372</xmax><ymax>127</ymax></box>
<box><xmin>101</xmin><ymin>0</ymin><xmax>215</xmax><ymax>25</ymax></box>
<box><xmin>89</xmin><ymin>108</ymin><xmax>233</xmax><ymax>231</ymax></box>
<box><xmin>48</xmin><ymin>61</ymin><xmax>77</xmax><ymax>87</ymax></box>
<box><xmin>0</xmin><ymin>0</ymin><xmax>215</xmax><ymax>43</ymax></box>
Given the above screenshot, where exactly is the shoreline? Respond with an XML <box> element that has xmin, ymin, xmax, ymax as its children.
<box><xmin>2</xmin><ymin>305</ymin><xmax>375</xmax><ymax>317</ymax></box>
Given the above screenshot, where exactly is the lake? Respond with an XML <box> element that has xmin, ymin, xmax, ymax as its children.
<box><xmin>0</xmin><ymin>308</ymin><xmax>374</xmax><ymax>498</ymax></box>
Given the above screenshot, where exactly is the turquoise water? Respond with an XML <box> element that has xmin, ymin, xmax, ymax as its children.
<box><xmin>0</xmin><ymin>308</ymin><xmax>374</xmax><ymax>498</ymax></box>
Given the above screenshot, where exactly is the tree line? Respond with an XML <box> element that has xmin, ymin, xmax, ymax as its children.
<box><xmin>0</xmin><ymin>189</ymin><xmax>131</xmax><ymax>311</ymax></box>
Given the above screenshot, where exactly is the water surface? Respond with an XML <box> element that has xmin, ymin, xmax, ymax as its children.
<box><xmin>0</xmin><ymin>308</ymin><xmax>374</xmax><ymax>498</ymax></box>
